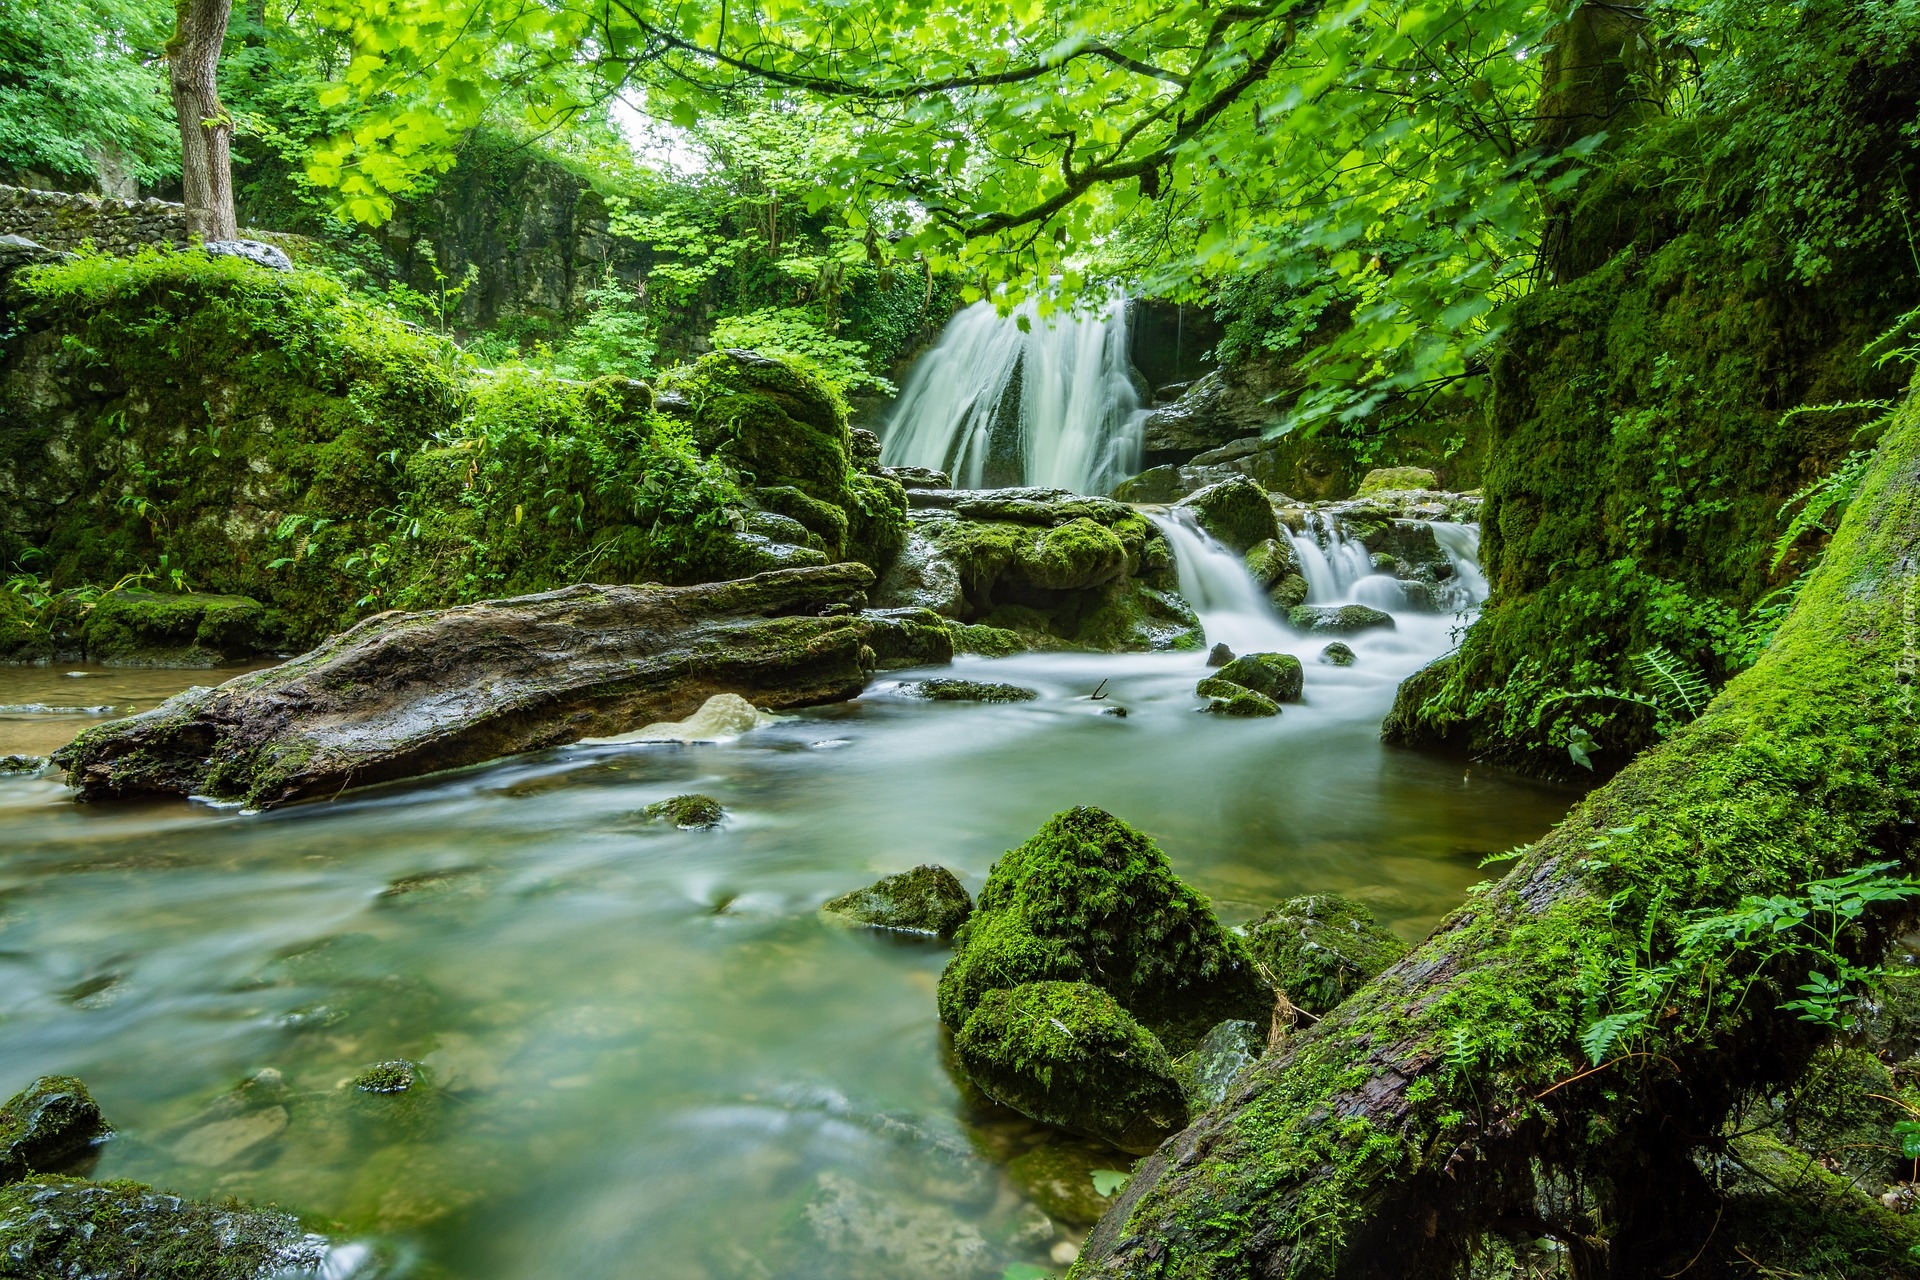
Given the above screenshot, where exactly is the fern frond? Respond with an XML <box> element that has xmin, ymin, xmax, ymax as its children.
<box><xmin>1771</xmin><ymin>448</ymin><xmax>1875</xmax><ymax>570</ymax></box>
<box><xmin>1633</xmin><ymin>646</ymin><xmax>1714</xmax><ymax>722</ymax></box>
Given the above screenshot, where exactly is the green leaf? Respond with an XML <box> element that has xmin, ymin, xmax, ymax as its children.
<box><xmin>1090</xmin><ymin>1169</ymin><xmax>1130</xmax><ymax>1197</ymax></box>
<box><xmin>1579</xmin><ymin>1010</ymin><xmax>1645</xmax><ymax>1065</ymax></box>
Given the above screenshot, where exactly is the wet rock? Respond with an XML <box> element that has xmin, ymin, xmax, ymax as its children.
<box><xmin>642</xmin><ymin>794</ymin><xmax>726</xmax><ymax>829</ymax></box>
<box><xmin>902</xmin><ymin>679</ymin><xmax>1038</xmax><ymax>703</ymax></box>
<box><xmin>1005</xmin><ymin>1139</ymin><xmax>1130</xmax><ymax>1227</ymax></box>
<box><xmin>1197</xmin><ymin>682</ymin><xmax>1281</xmax><ymax>717</ymax></box>
<box><xmin>859</xmin><ymin>607</ymin><xmax>957</xmax><ymax>669</ymax></box>
<box><xmin>1243</xmin><ymin>537</ymin><xmax>1301</xmax><ymax>589</ymax></box>
<box><xmin>1320</xmin><ymin>642</ymin><xmax>1357</xmax><ymax>666</ymax></box>
<box><xmin>1174</xmin><ymin>477</ymin><xmax>1281</xmax><ymax>553</ymax></box>
<box><xmin>822</xmin><ymin>865</ymin><xmax>974</xmax><ymax>940</ymax></box>
<box><xmin>878</xmin><ymin>465</ymin><xmax>952</xmax><ymax>489</ymax></box>
<box><xmin>1268</xmin><ymin>574</ymin><xmax>1310</xmax><ymax>610</ymax></box>
<box><xmin>77</xmin><ymin>589</ymin><xmax>284</xmax><ymax>666</ymax></box>
<box><xmin>1287</xmin><ymin>603</ymin><xmax>1396</xmax><ymax>635</ymax></box>
<box><xmin>352</xmin><ymin>1061</ymin><xmax>421</xmax><ymax>1094</ymax></box>
<box><xmin>1210</xmin><ymin>653</ymin><xmax>1304</xmax><ymax>703</ymax></box>
<box><xmin>56</xmin><ymin>565</ymin><xmax>879</xmax><ymax>808</ymax></box>
<box><xmin>849</xmin><ymin>427</ymin><xmax>883</xmax><ymax>469</ymax></box>
<box><xmin>204</xmin><ymin>238</ymin><xmax>293</xmax><ymax>271</ymax></box>
<box><xmin>955</xmin><ymin>981</ymin><xmax>1187</xmax><ymax>1154</ymax></box>
<box><xmin>800</xmin><ymin>1170</ymin><xmax>997</xmax><ymax>1280</ymax></box>
<box><xmin>0</xmin><ymin>1076</ymin><xmax>110</xmax><ymax>1182</ymax></box>
<box><xmin>1172</xmin><ymin>1019</ymin><xmax>1266</xmax><ymax>1110</ymax></box>
<box><xmin>378</xmin><ymin>865</ymin><xmax>489</xmax><ymax>903</ymax></box>
<box><xmin>873</xmin><ymin>526</ymin><xmax>967</xmax><ymax>618</ymax></box>
<box><xmin>1243</xmin><ymin>892</ymin><xmax>1408</xmax><ymax>1016</ymax></box>
<box><xmin>0</xmin><ymin>755</ymin><xmax>50</xmax><ymax>775</ymax></box>
<box><xmin>1101</xmin><ymin>705</ymin><xmax>1129</xmax><ymax>717</ymax></box>
<box><xmin>939</xmin><ymin>807</ymin><xmax>1271</xmax><ymax>1055</ymax></box>
<box><xmin>1357</xmin><ymin>466</ymin><xmax>1438</xmax><ymax>494</ymax></box>
<box><xmin>1206</xmin><ymin>642</ymin><xmax>1234</xmax><ymax>667</ymax></box>
<box><xmin>0</xmin><ymin>1176</ymin><xmax>331</xmax><ymax>1278</ymax></box>
<box><xmin>168</xmin><ymin>1070</ymin><xmax>291</xmax><ymax>1168</ymax></box>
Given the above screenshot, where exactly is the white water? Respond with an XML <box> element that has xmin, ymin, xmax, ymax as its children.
<box><xmin>880</xmin><ymin>298</ymin><xmax>1146</xmax><ymax>493</ymax></box>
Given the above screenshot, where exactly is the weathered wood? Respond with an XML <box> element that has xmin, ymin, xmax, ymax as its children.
<box><xmin>55</xmin><ymin>565</ymin><xmax>880</xmax><ymax>808</ymax></box>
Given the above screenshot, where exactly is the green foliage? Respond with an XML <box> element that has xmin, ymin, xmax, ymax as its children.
<box><xmin>708</xmin><ymin>307</ymin><xmax>888</xmax><ymax>397</ymax></box>
<box><xmin>0</xmin><ymin>0</ymin><xmax>178</xmax><ymax>187</ymax></box>
<box><xmin>546</xmin><ymin>269</ymin><xmax>658</xmax><ymax>381</ymax></box>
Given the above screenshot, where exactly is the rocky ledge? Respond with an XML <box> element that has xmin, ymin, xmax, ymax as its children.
<box><xmin>53</xmin><ymin>564</ymin><xmax>950</xmax><ymax>809</ymax></box>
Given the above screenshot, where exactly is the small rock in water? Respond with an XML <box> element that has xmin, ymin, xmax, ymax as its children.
<box><xmin>1196</xmin><ymin>680</ymin><xmax>1280</xmax><ymax>717</ymax></box>
<box><xmin>1206</xmin><ymin>642</ymin><xmax>1235</xmax><ymax>667</ymax></box>
<box><xmin>1101</xmin><ymin>705</ymin><xmax>1129</xmax><ymax>717</ymax></box>
<box><xmin>352</xmin><ymin>1060</ymin><xmax>420</xmax><ymax>1094</ymax></box>
<box><xmin>902</xmin><ymin>678</ymin><xmax>1038</xmax><ymax>703</ymax></box>
<box><xmin>1287</xmin><ymin>604</ymin><xmax>1395</xmax><ymax>636</ymax></box>
<box><xmin>0</xmin><ymin>755</ymin><xmax>50</xmax><ymax>775</ymax></box>
<box><xmin>642</xmin><ymin>793</ymin><xmax>726</xmax><ymax>829</ymax></box>
<box><xmin>1209</xmin><ymin>653</ymin><xmax>1304</xmax><ymax>703</ymax></box>
<box><xmin>1320</xmin><ymin>642</ymin><xmax>1357</xmax><ymax>666</ymax></box>
<box><xmin>1005</xmin><ymin>1138</ymin><xmax>1129</xmax><ymax>1227</ymax></box>
<box><xmin>822</xmin><ymin>865</ymin><xmax>974</xmax><ymax>940</ymax></box>
<box><xmin>0</xmin><ymin>1076</ymin><xmax>111</xmax><ymax>1181</ymax></box>
<box><xmin>1053</xmin><ymin>1240</ymin><xmax>1083</xmax><ymax>1266</ymax></box>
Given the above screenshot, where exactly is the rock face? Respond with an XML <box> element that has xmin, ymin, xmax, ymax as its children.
<box><xmin>1173</xmin><ymin>477</ymin><xmax>1281</xmax><ymax>553</ymax></box>
<box><xmin>1243</xmin><ymin>892</ymin><xmax>1408</xmax><ymax>1015</ymax></box>
<box><xmin>954</xmin><ymin>981</ymin><xmax>1189</xmax><ymax>1154</ymax></box>
<box><xmin>872</xmin><ymin>488</ymin><xmax>1200</xmax><ymax>653</ymax></box>
<box><xmin>0</xmin><ymin>1077</ymin><xmax>109</xmax><ymax>1182</ymax></box>
<box><xmin>55</xmin><ymin>565</ymin><xmax>882</xmax><ymax>808</ymax></box>
<box><xmin>940</xmin><ymin>808</ymin><xmax>1271</xmax><ymax>1054</ymax></box>
<box><xmin>822</xmin><ymin>865</ymin><xmax>975</xmax><ymax>940</ymax></box>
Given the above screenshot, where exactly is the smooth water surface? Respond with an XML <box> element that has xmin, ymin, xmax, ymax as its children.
<box><xmin>0</xmin><ymin>664</ymin><xmax>270</xmax><ymax>758</ymax></box>
<box><xmin>0</xmin><ymin>545</ymin><xmax>1577</xmax><ymax>1279</ymax></box>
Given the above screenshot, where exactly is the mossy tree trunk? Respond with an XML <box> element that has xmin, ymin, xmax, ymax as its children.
<box><xmin>167</xmin><ymin>0</ymin><xmax>236</xmax><ymax>242</ymax></box>
<box><xmin>1073</xmin><ymin>385</ymin><xmax>1920</xmax><ymax>1277</ymax></box>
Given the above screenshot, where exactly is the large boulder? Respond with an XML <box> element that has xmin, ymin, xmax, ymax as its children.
<box><xmin>953</xmin><ymin>981</ymin><xmax>1188</xmax><ymax>1154</ymax></box>
<box><xmin>1174</xmin><ymin>477</ymin><xmax>1281</xmax><ymax>553</ymax></box>
<box><xmin>1242</xmin><ymin>892</ymin><xmax>1408</xmax><ymax>1015</ymax></box>
<box><xmin>0</xmin><ymin>1076</ymin><xmax>109</xmax><ymax>1182</ymax></box>
<box><xmin>938</xmin><ymin>807</ymin><xmax>1271</xmax><ymax>1054</ymax></box>
<box><xmin>55</xmin><ymin>565</ymin><xmax>882</xmax><ymax>808</ymax></box>
<box><xmin>1287</xmin><ymin>603</ymin><xmax>1396</xmax><ymax>636</ymax></box>
<box><xmin>822</xmin><ymin>865</ymin><xmax>974</xmax><ymax>940</ymax></box>
<box><xmin>1357</xmin><ymin>466</ymin><xmax>1438</xmax><ymax>494</ymax></box>
<box><xmin>1210</xmin><ymin>652</ymin><xmax>1304</xmax><ymax>703</ymax></box>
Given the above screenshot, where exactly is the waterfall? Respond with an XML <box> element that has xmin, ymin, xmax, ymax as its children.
<box><xmin>880</xmin><ymin>298</ymin><xmax>1146</xmax><ymax>494</ymax></box>
<box><xmin>1148</xmin><ymin>513</ymin><xmax>1294</xmax><ymax>654</ymax></box>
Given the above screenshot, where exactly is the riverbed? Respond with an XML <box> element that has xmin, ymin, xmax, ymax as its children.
<box><xmin>0</xmin><ymin>541</ymin><xmax>1577</xmax><ymax>1279</ymax></box>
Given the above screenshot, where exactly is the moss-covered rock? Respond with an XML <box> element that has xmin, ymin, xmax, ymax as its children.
<box><xmin>0</xmin><ymin>755</ymin><xmax>49</xmax><ymax>775</ymax></box>
<box><xmin>675</xmin><ymin>348</ymin><xmax>854</xmax><ymax>504</ymax></box>
<box><xmin>1174</xmin><ymin>477</ymin><xmax>1281</xmax><ymax>553</ymax></box>
<box><xmin>1241</xmin><ymin>893</ymin><xmax>1407</xmax><ymax>1016</ymax></box>
<box><xmin>1242</xmin><ymin>538</ymin><xmax>1300</xmax><ymax>589</ymax></box>
<box><xmin>77</xmin><ymin>590</ymin><xmax>284</xmax><ymax>666</ymax></box>
<box><xmin>1267</xmin><ymin>574</ymin><xmax>1309</xmax><ymax>610</ymax></box>
<box><xmin>1357</xmin><ymin>466</ymin><xmax>1438</xmax><ymax>495</ymax></box>
<box><xmin>1319</xmin><ymin>641</ymin><xmax>1356</xmax><ymax>666</ymax></box>
<box><xmin>938</xmin><ymin>807</ymin><xmax>1271</xmax><ymax>1054</ymax></box>
<box><xmin>822</xmin><ymin>865</ymin><xmax>974</xmax><ymax>940</ymax></box>
<box><xmin>1287</xmin><ymin>603</ymin><xmax>1395</xmax><ymax>635</ymax></box>
<box><xmin>1</xmin><ymin>1076</ymin><xmax>109</xmax><ymax>1183</ymax></box>
<box><xmin>0</xmin><ymin>1176</ymin><xmax>329</xmax><ymax>1279</ymax></box>
<box><xmin>642</xmin><ymin>794</ymin><xmax>726</xmax><ymax>829</ymax></box>
<box><xmin>954</xmin><ymin>981</ymin><xmax>1188</xmax><ymax>1154</ymax></box>
<box><xmin>903</xmin><ymin>678</ymin><xmax>1038</xmax><ymax>703</ymax></box>
<box><xmin>1197</xmin><ymin>682</ymin><xmax>1281</xmax><ymax>717</ymax></box>
<box><xmin>1211</xmin><ymin>653</ymin><xmax>1304</xmax><ymax>703</ymax></box>
<box><xmin>856</xmin><ymin>607</ymin><xmax>956</xmax><ymax>670</ymax></box>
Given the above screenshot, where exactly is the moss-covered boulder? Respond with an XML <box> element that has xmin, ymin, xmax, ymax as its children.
<box><xmin>1195</xmin><ymin>679</ymin><xmax>1281</xmax><ymax>717</ymax></box>
<box><xmin>1268</xmin><ymin>574</ymin><xmax>1310</xmax><ymax>610</ymax></box>
<box><xmin>1</xmin><ymin>1076</ymin><xmax>109</xmax><ymax>1183</ymax></box>
<box><xmin>953</xmin><ymin>981</ymin><xmax>1188</xmax><ymax>1154</ymax></box>
<box><xmin>1287</xmin><ymin>603</ymin><xmax>1395</xmax><ymax>635</ymax></box>
<box><xmin>1320</xmin><ymin>641</ymin><xmax>1356</xmax><ymax>666</ymax></box>
<box><xmin>903</xmin><ymin>678</ymin><xmax>1038</xmax><ymax>703</ymax></box>
<box><xmin>0</xmin><ymin>755</ymin><xmax>49</xmax><ymax>775</ymax></box>
<box><xmin>1175</xmin><ymin>477</ymin><xmax>1280</xmax><ymax>553</ymax></box>
<box><xmin>822</xmin><ymin>865</ymin><xmax>974</xmax><ymax>940</ymax></box>
<box><xmin>1357</xmin><ymin>466</ymin><xmax>1438</xmax><ymax>494</ymax></box>
<box><xmin>642</xmin><ymin>794</ymin><xmax>726</xmax><ymax>829</ymax></box>
<box><xmin>77</xmin><ymin>589</ymin><xmax>284</xmax><ymax>666</ymax></box>
<box><xmin>1211</xmin><ymin>652</ymin><xmax>1304</xmax><ymax>703</ymax></box>
<box><xmin>1243</xmin><ymin>538</ymin><xmax>1300</xmax><ymax>589</ymax></box>
<box><xmin>0</xmin><ymin>1176</ymin><xmax>329</xmax><ymax>1278</ymax></box>
<box><xmin>1242</xmin><ymin>893</ymin><xmax>1407</xmax><ymax>1016</ymax></box>
<box><xmin>938</xmin><ymin>807</ymin><xmax>1271</xmax><ymax>1053</ymax></box>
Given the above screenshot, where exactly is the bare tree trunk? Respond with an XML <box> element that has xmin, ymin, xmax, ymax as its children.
<box><xmin>1073</xmin><ymin>383</ymin><xmax>1920</xmax><ymax>1277</ymax></box>
<box><xmin>168</xmin><ymin>0</ymin><xmax>236</xmax><ymax>242</ymax></box>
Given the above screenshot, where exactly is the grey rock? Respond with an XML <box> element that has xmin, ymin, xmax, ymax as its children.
<box><xmin>1287</xmin><ymin>604</ymin><xmax>1396</xmax><ymax>636</ymax></box>
<box><xmin>203</xmin><ymin>239</ymin><xmax>293</xmax><ymax>271</ymax></box>
<box><xmin>878</xmin><ymin>465</ymin><xmax>952</xmax><ymax>490</ymax></box>
<box><xmin>1</xmin><ymin>1076</ymin><xmax>110</xmax><ymax>1182</ymax></box>
<box><xmin>1174</xmin><ymin>1019</ymin><xmax>1266</xmax><ymax>1109</ymax></box>
<box><xmin>872</xmin><ymin>525</ymin><xmax>966</xmax><ymax>617</ymax></box>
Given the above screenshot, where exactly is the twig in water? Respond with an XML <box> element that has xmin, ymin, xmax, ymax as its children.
<box><xmin>1089</xmin><ymin>679</ymin><xmax>1109</xmax><ymax>700</ymax></box>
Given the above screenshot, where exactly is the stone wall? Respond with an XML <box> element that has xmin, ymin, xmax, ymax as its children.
<box><xmin>0</xmin><ymin>185</ymin><xmax>306</xmax><ymax>257</ymax></box>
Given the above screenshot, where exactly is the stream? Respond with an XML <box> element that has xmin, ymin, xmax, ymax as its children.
<box><xmin>0</xmin><ymin>302</ymin><xmax>1577</xmax><ymax>1279</ymax></box>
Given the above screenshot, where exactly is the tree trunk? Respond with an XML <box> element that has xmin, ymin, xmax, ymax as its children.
<box><xmin>168</xmin><ymin>0</ymin><xmax>236</xmax><ymax>242</ymax></box>
<box><xmin>1073</xmin><ymin>384</ymin><xmax>1920</xmax><ymax>1277</ymax></box>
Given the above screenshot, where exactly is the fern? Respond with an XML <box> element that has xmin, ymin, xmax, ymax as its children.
<box><xmin>1771</xmin><ymin>448</ymin><xmax>1877</xmax><ymax>570</ymax></box>
<box><xmin>1633</xmin><ymin>646</ymin><xmax>1714</xmax><ymax>724</ymax></box>
<box><xmin>1579</xmin><ymin>1010</ymin><xmax>1646</xmax><ymax>1066</ymax></box>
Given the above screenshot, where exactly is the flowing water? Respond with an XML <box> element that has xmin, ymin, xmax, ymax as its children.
<box><xmin>0</xmin><ymin>523</ymin><xmax>1577</xmax><ymax>1279</ymax></box>
<box><xmin>879</xmin><ymin>299</ymin><xmax>1146</xmax><ymax>493</ymax></box>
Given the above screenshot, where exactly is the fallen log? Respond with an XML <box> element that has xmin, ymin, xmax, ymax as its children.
<box><xmin>1073</xmin><ymin>394</ymin><xmax>1920</xmax><ymax>1277</ymax></box>
<box><xmin>54</xmin><ymin>564</ymin><xmax>887</xmax><ymax>808</ymax></box>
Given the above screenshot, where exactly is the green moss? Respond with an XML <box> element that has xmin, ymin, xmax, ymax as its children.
<box><xmin>938</xmin><ymin>807</ymin><xmax>1271</xmax><ymax>1054</ymax></box>
<box><xmin>1286</xmin><ymin>604</ymin><xmax>1394</xmax><ymax>636</ymax></box>
<box><xmin>947</xmin><ymin>622</ymin><xmax>1030</xmax><ymax>657</ymax></box>
<box><xmin>0</xmin><ymin>1076</ymin><xmax>109</xmax><ymax>1183</ymax></box>
<box><xmin>351</xmin><ymin>1060</ymin><xmax>419</xmax><ymax>1094</ymax></box>
<box><xmin>668</xmin><ymin>347</ymin><xmax>853</xmax><ymax>506</ymax></box>
<box><xmin>1175</xmin><ymin>477</ymin><xmax>1280</xmax><ymax>553</ymax></box>
<box><xmin>1356</xmin><ymin>466</ymin><xmax>1437</xmax><ymax>494</ymax></box>
<box><xmin>821</xmin><ymin>864</ymin><xmax>974</xmax><ymax>940</ymax></box>
<box><xmin>1211</xmin><ymin>653</ymin><xmax>1304</xmax><ymax>703</ymax></box>
<box><xmin>905</xmin><ymin>679</ymin><xmax>1038</xmax><ymax>703</ymax></box>
<box><xmin>1242</xmin><ymin>538</ymin><xmax>1299</xmax><ymax>589</ymax></box>
<box><xmin>0</xmin><ymin>1176</ymin><xmax>327</xmax><ymax>1278</ymax></box>
<box><xmin>954</xmin><ymin>980</ymin><xmax>1188</xmax><ymax>1155</ymax></box>
<box><xmin>1198</xmin><ymin>683</ymin><xmax>1280</xmax><ymax>717</ymax></box>
<box><xmin>1242</xmin><ymin>894</ymin><xmax>1407</xmax><ymax>1016</ymax></box>
<box><xmin>77</xmin><ymin>589</ymin><xmax>284</xmax><ymax>665</ymax></box>
<box><xmin>642</xmin><ymin>793</ymin><xmax>725</xmax><ymax>829</ymax></box>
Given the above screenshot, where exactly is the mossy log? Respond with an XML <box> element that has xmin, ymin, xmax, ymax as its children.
<box><xmin>55</xmin><ymin>564</ymin><xmax>880</xmax><ymax>809</ymax></box>
<box><xmin>1073</xmin><ymin>396</ymin><xmax>1920</xmax><ymax>1276</ymax></box>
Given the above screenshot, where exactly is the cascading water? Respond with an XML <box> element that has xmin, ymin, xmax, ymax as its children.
<box><xmin>880</xmin><ymin>298</ymin><xmax>1146</xmax><ymax>493</ymax></box>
